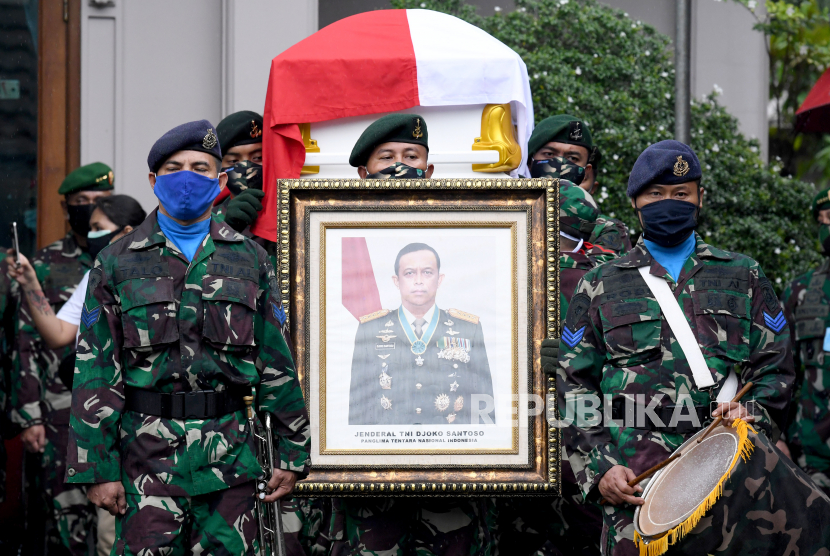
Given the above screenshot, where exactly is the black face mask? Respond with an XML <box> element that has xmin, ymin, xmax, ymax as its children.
<box><xmin>635</xmin><ymin>199</ymin><xmax>699</xmax><ymax>248</ymax></box>
<box><xmin>86</xmin><ymin>230</ymin><xmax>118</xmax><ymax>259</ymax></box>
<box><xmin>67</xmin><ymin>204</ymin><xmax>96</xmax><ymax>238</ymax></box>
<box><xmin>365</xmin><ymin>162</ymin><xmax>426</xmax><ymax>180</ymax></box>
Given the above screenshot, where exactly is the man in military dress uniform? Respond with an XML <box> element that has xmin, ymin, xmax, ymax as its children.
<box><xmin>528</xmin><ymin>114</ymin><xmax>631</xmax><ymax>257</ymax></box>
<box><xmin>65</xmin><ymin>120</ymin><xmax>310</xmax><ymax>555</ymax></box>
<box><xmin>349</xmin><ymin>242</ymin><xmax>494</xmax><ymax>426</ymax></box>
<box><xmin>11</xmin><ymin>162</ymin><xmax>112</xmax><ymax>554</ymax></box>
<box><xmin>781</xmin><ymin>186</ymin><xmax>830</xmax><ymax>496</ymax></box>
<box><xmin>556</xmin><ymin>140</ymin><xmax>830</xmax><ymax>555</ymax></box>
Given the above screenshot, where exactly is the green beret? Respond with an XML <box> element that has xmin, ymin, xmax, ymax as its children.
<box><xmin>217</xmin><ymin>110</ymin><xmax>263</xmax><ymax>154</ymax></box>
<box><xmin>349</xmin><ymin>114</ymin><xmax>429</xmax><ymax>167</ymax></box>
<box><xmin>813</xmin><ymin>188</ymin><xmax>830</xmax><ymax>220</ymax></box>
<box><xmin>528</xmin><ymin>114</ymin><xmax>594</xmax><ymax>157</ymax></box>
<box><xmin>560</xmin><ymin>182</ymin><xmax>599</xmax><ymax>240</ymax></box>
<box><xmin>58</xmin><ymin>162</ymin><xmax>114</xmax><ymax>195</ymax></box>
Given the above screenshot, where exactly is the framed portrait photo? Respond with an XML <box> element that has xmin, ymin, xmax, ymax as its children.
<box><xmin>278</xmin><ymin>178</ymin><xmax>560</xmax><ymax>496</ymax></box>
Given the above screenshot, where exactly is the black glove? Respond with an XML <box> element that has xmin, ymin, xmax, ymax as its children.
<box><xmin>224</xmin><ymin>188</ymin><xmax>265</xmax><ymax>232</ymax></box>
<box><xmin>540</xmin><ymin>337</ymin><xmax>560</xmax><ymax>376</ymax></box>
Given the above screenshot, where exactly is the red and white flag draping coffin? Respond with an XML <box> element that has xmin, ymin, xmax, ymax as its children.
<box><xmin>251</xmin><ymin>9</ymin><xmax>534</xmax><ymax>241</ymax></box>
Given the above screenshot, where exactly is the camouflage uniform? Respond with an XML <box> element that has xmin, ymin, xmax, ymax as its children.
<box><xmin>9</xmin><ymin>233</ymin><xmax>96</xmax><ymax>553</ymax></box>
<box><xmin>781</xmin><ymin>257</ymin><xmax>830</xmax><ymax>495</ymax></box>
<box><xmin>588</xmin><ymin>216</ymin><xmax>632</xmax><ymax>259</ymax></box>
<box><xmin>66</xmin><ymin>211</ymin><xmax>310</xmax><ymax>554</ymax></box>
<box><xmin>558</xmin><ymin>234</ymin><xmax>802</xmax><ymax>555</ymax></box>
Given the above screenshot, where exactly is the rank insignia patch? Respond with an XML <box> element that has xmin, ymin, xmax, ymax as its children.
<box><xmin>271</xmin><ymin>301</ymin><xmax>287</xmax><ymax>325</ymax></box>
<box><xmin>562</xmin><ymin>325</ymin><xmax>586</xmax><ymax>349</ymax></box>
<box><xmin>81</xmin><ymin>304</ymin><xmax>101</xmax><ymax>329</ymax></box>
<box><xmin>763</xmin><ymin>311</ymin><xmax>787</xmax><ymax>334</ymax></box>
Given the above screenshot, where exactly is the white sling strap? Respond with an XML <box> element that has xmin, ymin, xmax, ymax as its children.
<box><xmin>637</xmin><ymin>266</ymin><xmax>738</xmax><ymax>402</ymax></box>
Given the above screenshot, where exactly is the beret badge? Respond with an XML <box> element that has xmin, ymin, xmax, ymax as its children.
<box><xmin>203</xmin><ymin>128</ymin><xmax>218</xmax><ymax>150</ymax></box>
<box><xmin>249</xmin><ymin>120</ymin><xmax>262</xmax><ymax>139</ymax></box>
<box><xmin>412</xmin><ymin>118</ymin><xmax>424</xmax><ymax>139</ymax></box>
<box><xmin>568</xmin><ymin>121</ymin><xmax>583</xmax><ymax>142</ymax></box>
<box><xmin>673</xmin><ymin>155</ymin><xmax>690</xmax><ymax>177</ymax></box>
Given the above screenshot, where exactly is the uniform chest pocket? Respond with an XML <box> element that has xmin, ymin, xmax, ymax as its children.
<box><xmin>600</xmin><ymin>299</ymin><xmax>662</xmax><ymax>364</ymax></box>
<box><xmin>118</xmin><ymin>278</ymin><xmax>179</xmax><ymax>349</ymax></box>
<box><xmin>201</xmin><ymin>276</ymin><xmax>258</xmax><ymax>350</ymax></box>
<box><xmin>692</xmin><ymin>291</ymin><xmax>750</xmax><ymax>362</ymax></box>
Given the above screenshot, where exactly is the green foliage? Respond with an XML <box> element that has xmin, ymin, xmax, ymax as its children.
<box><xmin>391</xmin><ymin>0</ymin><xmax>822</xmax><ymax>287</ymax></box>
<box><xmin>730</xmin><ymin>0</ymin><xmax>830</xmax><ymax>186</ymax></box>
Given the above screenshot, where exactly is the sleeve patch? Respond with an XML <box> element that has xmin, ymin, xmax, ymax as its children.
<box><xmin>81</xmin><ymin>304</ymin><xmax>101</xmax><ymax>329</ymax></box>
<box><xmin>271</xmin><ymin>300</ymin><xmax>287</xmax><ymax>325</ymax></box>
<box><xmin>759</xmin><ymin>278</ymin><xmax>780</xmax><ymax>313</ymax></box>
<box><xmin>562</xmin><ymin>325</ymin><xmax>586</xmax><ymax>349</ymax></box>
<box><xmin>763</xmin><ymin>311</ymin><xmax>787</xmax><ymax>334</ymax></box>
<box><xmin>566</xmin><ymin>293</ymin><xmax>591</xmax><ymax>328</ymax></box>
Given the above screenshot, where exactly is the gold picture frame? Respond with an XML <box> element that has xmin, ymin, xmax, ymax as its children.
<box><xmin>277</xmin><ymin>177</ymin><xmax>560</xmax><ymax>496</ymax></box>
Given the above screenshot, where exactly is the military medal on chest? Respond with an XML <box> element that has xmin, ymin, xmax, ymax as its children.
<box><xmin>398</xmin><ymin>306</ymin><xmax>440</xmax><ymax>360</ymax></box>
<box><xmin>437</xmin><ymin>336</ymin><xmax>471</xmax><ymax>363</ymax></box>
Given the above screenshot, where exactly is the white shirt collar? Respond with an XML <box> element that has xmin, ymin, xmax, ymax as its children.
<box><xmin>400</xmin><ymin>303</ymin><xmax>437</xmax><ymax>328</ymax></box>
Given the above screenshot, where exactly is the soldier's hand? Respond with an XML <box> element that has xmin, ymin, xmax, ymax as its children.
<box><xmin>224</xmin><ymin>189</ymin><xmax>265</xmax><ymax>232</ymax></box>
<box><xmin>5</xmin><ymin>249</ymin><xmax>37</xmax><ymax>288</ymax></box>
<box><xmin>88</xmin><ymin>481</ymin><xmax>126</xmax><ymax>516</ymax></box>
<box><xmin>20</xmin><ymin>424</ymin><xmax>46</xmax><ymax>453</ymax></box>
<box><xmin>263</xmin><ymin>468</ymin><xmax>298</xmax><ymax>502</ymax></box>
<box><xmin>598</xmin><ymin>465</ymin><xmax>643</xmax><ymax>506</ymax></box>
<box><xmin>711</xmin><ymin>401</ymin><xmax>755</xmax><ymax>427</ymax></box>
<box><xmin>540</xmin><ymin>338</ymin><xmax>560</xmax><ymax>376</ymax></box>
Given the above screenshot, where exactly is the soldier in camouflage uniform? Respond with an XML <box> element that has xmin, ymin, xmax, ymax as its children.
<box><xmin>0</xmin><ymin>259</ymin><xmax>19</xmax><ymax>504</ymax></box>
<box><xmin>10</xmin><ymin>162</ymin><xmax>113</xmax><ymax>554</ymax></box>
<box><xmin>504</xmin><ymin>184</ymin><xmax>608</xmax><ymax>555</ymax></box>
<box><xmin>555</xmin><ymin>141</ymin><xmax>830</xmax><ymax>555</ymax></box>
<box><xmin>780</xmin><ymin>186</ymin><xmax>830</xmax><ymax>496</ymax></box>
<box><xmin>65</xmin><ymin>120</ymin><xmax>310</xmax><ymax>555</ymax></box>
<box><xmin>528</xmin><ymin>114</ymin><xmax>631</xmax><ymax>258</ymax></box>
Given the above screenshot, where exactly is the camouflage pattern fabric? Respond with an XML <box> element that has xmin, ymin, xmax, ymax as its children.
<box><xmin>10</xmin><ymin>232</ymin><xmax>91</xmax><ymax>427</ymax></box>
<box><xmin>531</xmin><ymin>157</ymin><xmax>586</xmax><ymax>185</ymax></box>
<box><xmin>66</xmin><ymin>210</ymin><xmax>310</xmax><ymax>499</ymax></box>
<box><xmin>320</xmin><ymin>498</ymin><xmax>498</xmax><ymax>556</ymax></box>
<box><xmin>0</xmin><ymin>260</ymin><xmax>19</xmax><ymax>503</ymax></box>
<box><xmin>558</xmin><ymin>234</ymin><xmax>796</xmax><ymax>555</ymax></box>
<box><xmin>111</xmin><ymin>480</ymin><xmax>258</xmax><ymax>555</ymax></box>
<box><xmin>589</xmin><ymin>216</ymin><xmax>632</xmax><ymax>258</ymax></box>
<box><xmin>781</xmin><ymin>257</ymin><xmax>830</xmax><ymax>496</ymax></box>
<box><xmin>225</xmin><ymin>160</ymin><xmax>263</xmax><ymax>196</ymax></box>
<box><xmin>559</xmin><ymin>182</ymin><xmax>599</xmax><ymax>241</ymax></box>
<box><xmin>43</xmin><ymin>419</ymin><xmax>95</xmax><ymax>554</ymax></box>
<box><xmin>281</xmin><ymin>497</ymin><xmax>334</xmax><ymax>556</ymax></box>
<box><xmin>632</xmin><ymin>425</ymin><xmax>830</xmax><ymax>556</ymax></box>
<box><xmin>7</xmin><ymin>234</ymin><xmax>96</xmax><ymax>553</ymax></box>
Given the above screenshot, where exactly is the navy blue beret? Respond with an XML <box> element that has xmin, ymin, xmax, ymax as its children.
<box><xmin>147</xmin><ymin>119</ymin><xmax>222</xmax><ymax>173</ymax></box>
<box><xmin>627</xmin><ymin>140</ymin><xmax>702</xmax><ymax>198</ymax></box>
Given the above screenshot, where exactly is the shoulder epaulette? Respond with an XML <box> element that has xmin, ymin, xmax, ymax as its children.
<box><xmin>359</xmin><ymin>309</ymin><xmax>390</xmax><ymax>324</ymax></box>
<box><xmin>448</xmin><ymin>308</ymin><xmax>479</xmax><ymax>324</ymax></box>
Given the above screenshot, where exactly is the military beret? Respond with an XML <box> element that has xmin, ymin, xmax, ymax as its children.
<box><xmin>217</xmin><ymin>111</ymin><xmax>263</xmax><ymax>154</ymax></box>
<box><xmin>147</xmin><ymin>119</ymin><xmax>222</xmax><ymax>173</ymax></box>
<box><xmin>349</xmin><ymin>114</ymin><xmax>428</xmax><ymax>167</ymax></box>
<box><xmin>528</xmin><ymin>114</ymin><xmax>594</xmax><ymax>157</ymax></box>
<box><xmin>560</xmin><ymin>182</ymin><xmax>599</xmax><ymax>241</ymax></box>
<box><xmin>812</xmin><ymin>188</ymin><xmax>830</xmax><ymax>221</ymax></box>
<box><xmin>627</xmin><ymin>140</ymin><xmax>702</xmax><ymax>198</ymax></box>
<box><xmin>58</xmin><ymin>162</ymin><xmax>114</xmax><ymax>195</ymax></box>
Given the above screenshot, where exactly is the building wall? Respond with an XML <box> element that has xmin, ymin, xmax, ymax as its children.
<box><xmin>80</xmin><ymin>0</ymin><xmax>318</xmax><ymax>212</ymax></box>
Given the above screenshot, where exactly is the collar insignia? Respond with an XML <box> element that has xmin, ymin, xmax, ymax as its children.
<box><xmin>203</xmin><ymin>128</ymin><xmax>218</xmax><ymax>149</ymax></box>
<box><xmin>673</xmin><ymin>155</ymin><xmax>690</xmax><ymax>177</ymax></box>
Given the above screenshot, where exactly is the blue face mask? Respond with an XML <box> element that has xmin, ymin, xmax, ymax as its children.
<box><xmin>153</xmin><ymin>170</ymin><xmax>220</xmax><ymax>221</ymax></box>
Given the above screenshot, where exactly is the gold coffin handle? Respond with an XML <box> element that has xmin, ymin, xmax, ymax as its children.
<box><xmin>300</xmin><ymin>123</ymin><xmax>320</xmax><ymax>175</ymax></box>
<box><xmin>471</xmin><ymin>103</ymin><xmax>522</xmax><ymax>173</ymax></box>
